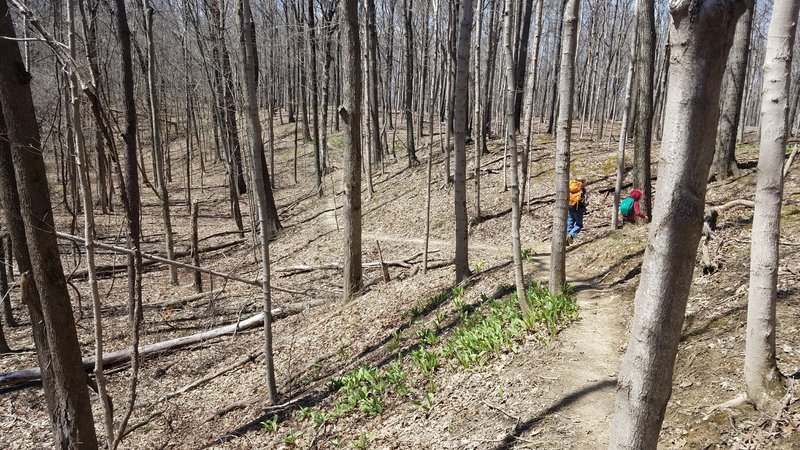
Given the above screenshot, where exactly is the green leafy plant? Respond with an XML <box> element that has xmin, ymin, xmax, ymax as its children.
<box><xmin>433</xmin><ymin>311</ymin><xmax>446</xmax><ymax>330</ymax></box>
<box><xmin>260</xmin><ymin>414</ymin><xmax>279</xmax><ymax>433</ymax></box>
<box><xmin>416</xmin><ymin>327</ymin><xmax>438</xmax><ymax>346</ymax></box>
<box><xmin>352</xmin><ymin>431</ymin><xmax>371</xmax><ymax>450</ymax></box>
<box><xmin>312</xmin><ymin>410</ymin><xmax>330</xmax><ymax>427</ymax></box>
<box><xmin>442</xmin><ymin>283</ymin><xmax>578</xmax><ymax>368</ymax></box>
<box><xmin>297</xmin><ymin>406</ymin><xmax>313</xmax><ymax>420</ymax></box>
<box><xmin>410</xmin><ymin>347</ymin><xmax>439</xmax><ymax>377</ymax></box>
<box><xmin>283</xmin><ymin>431</ymin><xmax>299</xmax><ymax>446</ymax></box>
<box><xmin>521</xmin><ymin>248</ymin><xmax>537</xmax><ymax>262</ymax></box>
<box><xmin>413</xmin><ymin>389</ymin><xmax>436</xmax><ymax>412</ymax></box>
<box><xmin>333</xmin><ymin>364</ymin><xmax>407</xmax><ymax>418</ymax></box>
<box><xmin>472</xmin><ymin>260</ymin><xmax>488</xmax><ymax>272</ymax></box>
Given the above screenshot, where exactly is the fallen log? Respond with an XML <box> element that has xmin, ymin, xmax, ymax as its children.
<box><xmin>0</xmin><ymin>297</ymin><xmax>334</xmax><ymax>388</ymax></box>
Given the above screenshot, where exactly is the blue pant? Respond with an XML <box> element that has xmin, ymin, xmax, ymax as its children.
<box><xmin>567</xmin><ymin>209</ymin><xmax>584</xmax><ymax>238</ymax></box>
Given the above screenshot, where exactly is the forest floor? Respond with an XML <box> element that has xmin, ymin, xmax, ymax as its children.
<box><xmin>1</xmin><ymin>114</ymin><xmax>799</xmax><ymax>449</ymax></box>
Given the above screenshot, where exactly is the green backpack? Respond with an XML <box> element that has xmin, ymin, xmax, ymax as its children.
<box><xmin>620</xmin><ymin>197</ymin><xmax>635</xmax><ymax>217</ymax></box>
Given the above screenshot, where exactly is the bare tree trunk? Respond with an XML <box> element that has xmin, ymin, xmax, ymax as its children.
<box><xmin>521</xmin><ymin>0</ymin><xmax>543</xmax><ymax>210</ymax></box>
<box><xmin>609</xmin><ymin>2</ymin><xmax>746</xmax><ymax>447</ymax></box>
<box><xmin>633</xmin><ymin>0</ymin><xmax>654</xmax><ymax>219</ymax></box>
<box><xmin>239</xmin><ymin>0</ymin><xmax>278</xmax><ymax>403</ymax></box>
<box><xmin>366</xmin><ymin>0</ymin><xmax>382</xmax><ymax>167</ymax></box>
<box><xmin>0</xmin><ymin>233</ymin><xmax>8</xmax><ymax>352</ymax></box>
<box><xmin>112</xmin><ymin>0</ymin><xmax>144</xmax><ymax>443</ymax></box>
<box><xmin>340</xmin><ymin>0</ymin><xmax>363</xmax><ymax>298</ymax></box>
<box><xmin>0</xmin><ymin>233</ymin><xmax>15</xmax><ymax>328</ymax></box>
<box><xmin>613</xmin><ymin>58</ymin><xmax>635</xmax><ymax>230</ymax></box>
<box><xmin>308</xmin><ymin>0</ymin><xmax>323</xmax><ymax>193</ymax></box>
<box><xmin>454</xmin><ymin>0</ymin><xmax>474</xmax><ymax>283</ymax></box>
<box><xmin>0</xmin><ymin>110</ymin><xmax>63</xmax><ymax>435</ymax></box>
<box><xmin>744</xmin><ymin>0</ymin><xmax>798</xmax><ymax>415</ymax></box>
<box><xmin>710</xmin><ymin>5</ymin><xmax>753</xmax><ymax>181</ymax></box>
<box><xmin>513</xmin><ymin>0</ymin><xmax>534</xmax><ymax>130</ymax></box>
<box><xmin>0</xmin><ymin>2</ymin><xmax>99</xmax><ymax>444</ymax></box>
<box><xmin>473</xmin><ymin>0</ymin><xmax>483</xmax><ymax>220</ymax></box>
<box><xmin>403</xmin><ymin>0</ymin><xmax>419</xmax><ymax>167</ymax></box>
<box><xmin>502</xmin><ymin>0</ymin><xmax>530</xmax><ymax>314</ymax></box>
<box><xmin>67</xmin><ymin>0</ymin><xmax>114</xmax><ymax>438</ymax></box>
<box><xmin>144</xmin><ymin>0</ymin><xmax>177</xmax><ymax>285</ymax></box>
<box><xmin>548</xmin><ymin>0</ymin><xmax>579</xmax><ymax>293</ymax></box>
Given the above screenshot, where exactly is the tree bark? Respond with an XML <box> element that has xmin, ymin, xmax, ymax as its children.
<box><xmin>633</xmin><ymin>0</ymin><xmax>655</xmax><ymax>220</ymax></box>
<box><xmin>240</xmin><ymin>0</ymin><xmax>278</xmax><ymax>403</ymax></box>
<box><xmin>0</xmin><ymin>2</ymin><xmax>99</xmax><ymax>444</ymax></box>
<box><xmin>308</xmin><ymin>0</ymin><xmax>323</xmax><ymax>193</ymax></box>
<box><xmin>710</xmin><ymin>5</ymin><xmax>754</xmax><ymax>181</ymax></box>
<box><xmin>340</xmin><ymin>0</ymin><xmax>363</xmax><ymax>299</ymax></box>
<box><xmin>744</xmin><ymin>0</ymin><xmax>798</xmax><ymax>415</ymax></box>
<box><xmin>503</xmin><ymin>0</ymin><xmax>530</xmax><ymax>314</ymax></box>
<box><xmin>454</xmin><ymin>0</ymin><xmax>475</xmax><ymax>283</ymax></box>
<box><xmin>366</xmin><ymin>0</ymin><xmax>382</xmax><ymax>167</ymax></box>
<box><xmin>403</xmin><ymin>0</ymin><xmax>419</xmax><ymax>167</ymax></box>
<box><xmin>548</xmin><ymin>0</ymin><xmax>579</xmax><ymax>293</ymax></box>
<box><xmin>113</xmin><ymin>0</ymin><xmax>145</xmax><ymax>443</ymax></box>
<box><xmin>144</xmin><ymin>0</ymin><xmax>178</xmax><ymax>285</ymax></box>
<box><xmin>609</xmin><ymin>2</ymin><xmax>746</xmax><ymax>447</ymax></box>
<box><xmin>67</xmin><ymin>0</ymin><xmax>114</xmax><ymax>438</ymax></box>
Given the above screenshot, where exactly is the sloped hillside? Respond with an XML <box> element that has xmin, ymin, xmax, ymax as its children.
<box><xmin>0</xmin><ymin>121</ymin><xmax>798</xmax><ymax>449</ymax></box>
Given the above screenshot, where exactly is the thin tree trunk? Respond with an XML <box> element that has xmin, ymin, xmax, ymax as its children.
<box><xmin>366</xmin><ymin>0</ymin><xmax>382</xmax><ymax>167</ymax></box>
<box><xmin>144</xmin><ymin>0</ymin><xmax>177</xmax><ymax>285</ymax></box>
<box><xmin>633</xmin><ymin>0</ymin><xmax>655</xmax><ymax>219</ymax></box>
<box><xmin>548</xmin><ymin>0</ymin><xmax>579</xmax><ymax>293</ymax></box>
<box><xmin>744</xmin><ymin>0</ymin><xmax>798</xmax><ymax>414</ymax></box>
<box><xmin>473</xmin><ymin>0</ymin><xmax>483</xmax><ymax>220</ymax></box>
<box><xmin>340</xmin><ymin>0</ymin><xmax>363</xmax><ymax>298</ymax></box>
<box><xmin>710</xmin><ymin>5</ymin><xmax>753</xmax><ymax>181</ymax></box>
<box><xmin>239</xmin><ymin>0</ymin><xmax>278</xmax><ymax>403</ymax></box>
<box><xmin>308</xmin><ymin>0</ymin><xmax>323</xmax><ymax>193</ymax></box>
<box><xmin>609</xmin><ymin>3</ymin><xmax>746</xmax><ymax>447</ymax></box>
<box><xmin>454</xmin><ymin>0</ymin><xmax>474</xmax><ymax>283</ymax></box>
<box><xmin>503</xmin><ymin>0</ymin><xmax>530</xmax><ymax>314</ymax></box>
<box><xmin>67</xmin><ymin>0</ymin><xmax>114</xmax><ymax>438</ymax></box>
<box><xmin>404</xmin><ymin>0</ymin><xmax>419</xmax><ymax>167</ymax></box>
<box><xmin>112</xmin><ymin>0</ymin><xmax>144</xmax><ymax>443</ymax></box>
<box><xmin>613</xmin><ymin>58</ymin><xmax>635</xmax><ymax>230</ymax></box>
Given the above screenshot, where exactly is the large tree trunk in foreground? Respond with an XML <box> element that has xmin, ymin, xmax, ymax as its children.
<box><xmin>453</xmin><ymin>0</ymin><xmax>474</xmax><ymax>284</ymax></box>
<box><xmin>744</xmin><ymin>0</ymin><xmax>798</xmax><ymax>415</ymax></box>
<box><xmin>0</xmin><ymin>110</ymin><xmax>62</xmax><ymax>427</ymax></box>
<box><xmin>609</xmin><ymin>2</ymin><xmax>746</xmax><ymax>448</ymax></box>
<box><xmin>0</xmin><ymin>1</ymin><xmax>99</xmax><ymax>444</ymax></box>
<box><xmin>340</xmin><ymin>0</ymin><xmax>363</xmax><ymax>298</ymax></box>
<box><xmin>710</xmin><ymin>5</ymin><xmax>753</xmax><ymax>181</ymax></box>
<box><xmin>240</xmin><ymin>0</ymin><xmax>278</xmax><ymax>403</ymax></box>
<box><xmin>548</xmin><ymin>0</ymin><xmax>579</xmax><ymax>293</ymax></box>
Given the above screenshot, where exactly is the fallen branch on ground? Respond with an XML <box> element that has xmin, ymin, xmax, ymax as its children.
<box><xmin>161</xmin><ymin>351</ymin><xmax>263</xmax><ymax>401</ymax></box>
<box><xmin>0</xmin><ymin>298</ymin><xmax>334</xmax><ymax>388</ymax></box>
<box><xmin>274</xmin><ymin>250</ymin><xmax>438</xmax><ymax>275</ymax></box>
